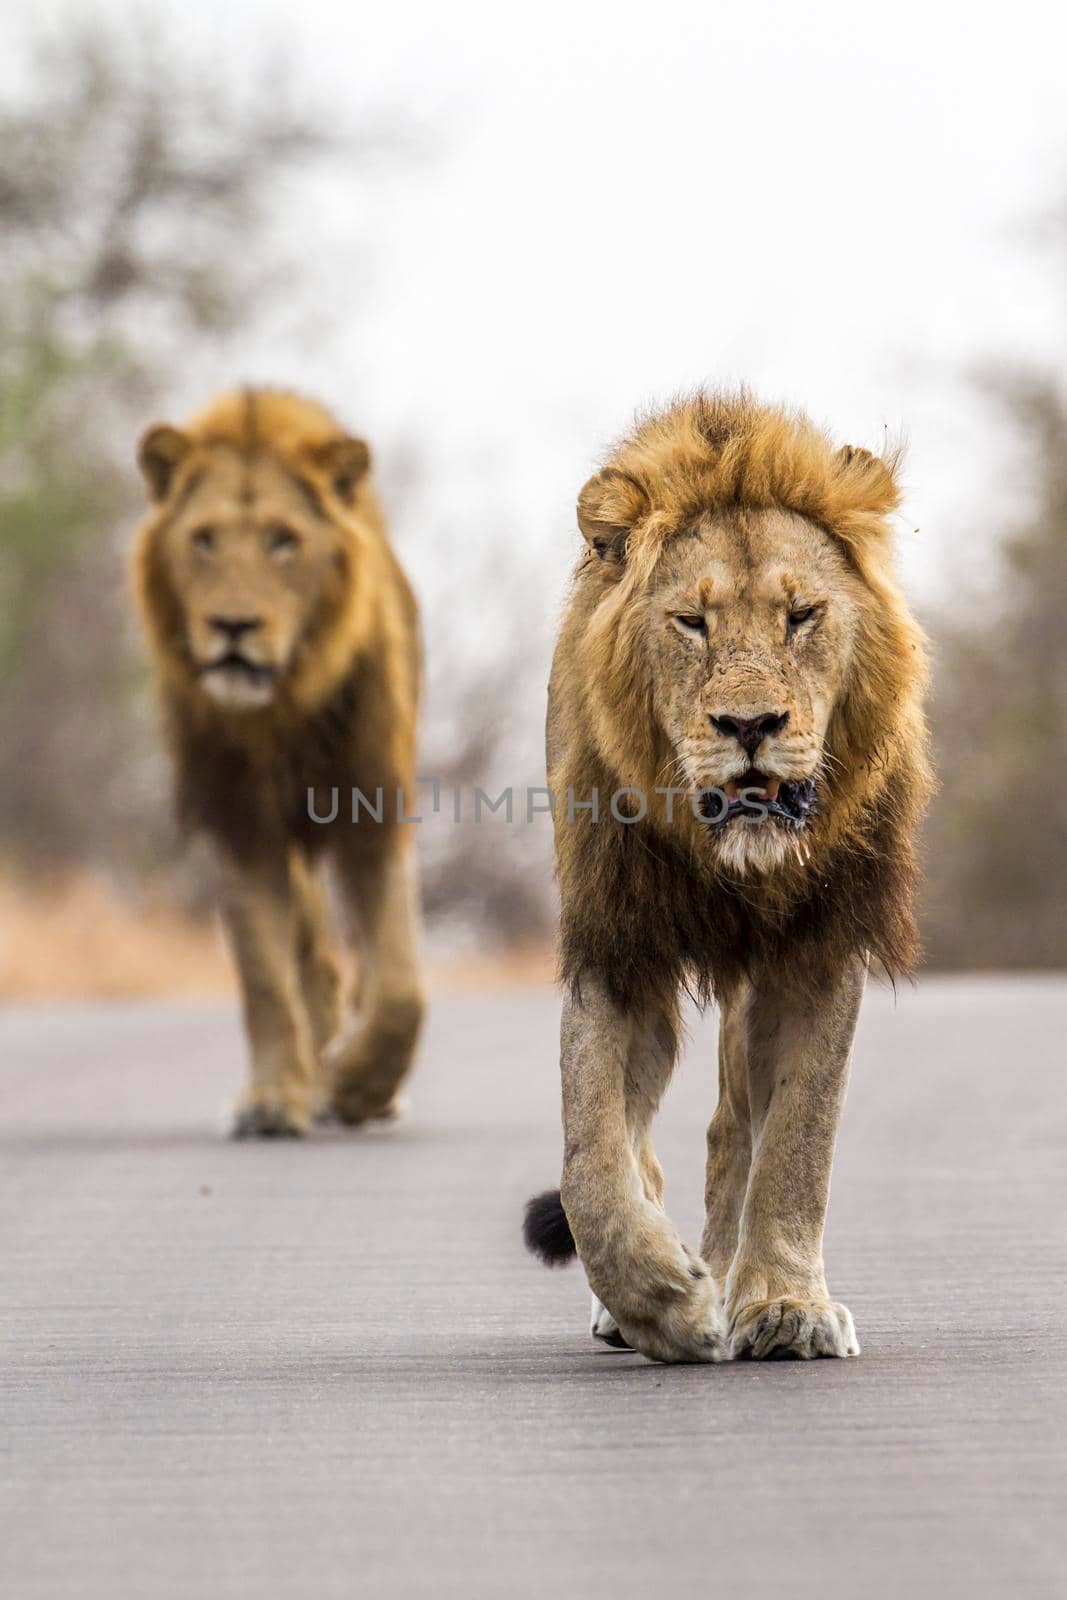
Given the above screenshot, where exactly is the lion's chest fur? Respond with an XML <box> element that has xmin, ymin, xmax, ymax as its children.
<box><xmin>168</xmin><ymin>663</ymin><xmax>395</xmax><ymax>864</ymax></box>
<box><xmin>557</xmin><ymin>776</ymin><xmax>914</xmax><ymax>1009</ymax></box>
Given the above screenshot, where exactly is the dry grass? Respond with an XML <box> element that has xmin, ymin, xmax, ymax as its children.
<box><xmin>0</xmin><ymin>873</ymin><xmax>554</xmax><ymax>1001</ymax></box>
<box><xmin>0</xmin><ymin>873</ymin><xmax>233</xmax><ymax>1000</ymax></box>
<box><xmin>429</xmin><ymin>942</ymin><xmax>555</xmax><ymax>992</ymax></box>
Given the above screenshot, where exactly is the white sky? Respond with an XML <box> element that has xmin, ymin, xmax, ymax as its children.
<box><xmin>21</xmin><ymin>0</ymin><xmax>1067</xmax><ymax>610</ymax></box>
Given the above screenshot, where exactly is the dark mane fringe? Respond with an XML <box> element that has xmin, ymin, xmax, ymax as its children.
<box><xmin>171</xmin><ymin>651</ymin><xmax>400</xmax><ymax>866</ymax></box>
<box><xmin>557</xmin><ymin>724</ymin><xmax>925</xmax><ymax>1016</ymax></box>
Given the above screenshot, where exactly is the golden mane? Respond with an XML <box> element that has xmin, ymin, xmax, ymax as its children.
<box><xmin>182</xmin><ymin>388</ymin><xmax>352</xmax><ymax>459</ymax></box>
<box><xmin>578</xmin><ymin>389</ymin><xmax>905</xmax><ymax>598</ymax></box>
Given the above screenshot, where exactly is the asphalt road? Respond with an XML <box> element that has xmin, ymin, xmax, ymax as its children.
<box><xmin>2</xmin><ymin>978</ymin><xmax>1065</xmax><ymax>1599</ymax></box>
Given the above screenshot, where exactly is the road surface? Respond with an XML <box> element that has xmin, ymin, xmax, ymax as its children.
<box><xmin>2</xmin><ymin>978</ymin><xmax>1065</xmax><ymax>1598</ymax></box>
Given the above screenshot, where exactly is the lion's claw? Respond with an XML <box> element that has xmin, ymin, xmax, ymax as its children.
<box><xmin>730</xmin><ymin>1297</ymin><xmax>859</xmax><ymax>1360</ymax></box>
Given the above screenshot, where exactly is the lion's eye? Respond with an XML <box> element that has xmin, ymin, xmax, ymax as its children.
<box><xmin>673</xmin><ymin>614</ymin><xmax>707</xmax><ymax>638</ymax></box>
<box><xmin>191</xmin><ymin>526</ymin><xmax>216</xmax><ymax>553</ymax></box>
<box><xmin>267</xmin><ymin>523</ymin><xmax>301</xmax><ymax>555</ymax></box>
<box><xmin>787</xmin><ymin>605</ymin><xmax>817</xmax><ymax>638</ymax></box>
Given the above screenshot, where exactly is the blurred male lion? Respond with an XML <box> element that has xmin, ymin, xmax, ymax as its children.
<box><xmin>132</xmin><ymin>389</ymin><xmax>424</xmax><ymax>1137</ymax></box>
<box><xmin>525</xmin><ymin>391</ymin><xmax>931</xmax><ymax>1362</ymax></box>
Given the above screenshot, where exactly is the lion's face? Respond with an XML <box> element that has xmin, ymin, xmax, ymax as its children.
<box><xmin>136</xmin><ymin>419</ymin><xmax>370</xmax><ymax>714</ymax></box>
<box><xmin>644</xmin><ymin>507</ymin><xmax>860</xmax><ymax>873</ymax></box>
<box><xmin>158</xmin><ymin>448</ymin><xmax>343</xmax><ymax>709</ymax></box>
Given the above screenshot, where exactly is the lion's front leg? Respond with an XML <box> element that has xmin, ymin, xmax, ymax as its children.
<box><xmin>701</xmin><ymin>982</ymin><xmax>754</xmax><ymax>1294</ymax></box>
<box><xmin>560</xmin><ymin>978</ymin><xmax>726</xmax><ymax>1364</ymax></box>
<box><xmin>326</xmin><ymin>839</ymin><xmax>425</xmax><ymax>1125</ymax></box>
<box><xmin>219</xmin><ymin>853</ymin><xmax>320</xmax><ymax>1138</ymax></box>
<box><xmin>722</xmin><ymin>955</ymin><xmax>867</xmax><ymax>1359</ymax></box>
<box><xmin>289</xmin><ymin>849</ymin><xmax>343</xmax><ymax>1055</ymax></box>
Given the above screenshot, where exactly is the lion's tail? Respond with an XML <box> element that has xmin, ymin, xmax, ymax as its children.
<box><xmin>522</xmin><ymin>1188</ymin><xmax>577</xmax><ymax>1266</ymax></box>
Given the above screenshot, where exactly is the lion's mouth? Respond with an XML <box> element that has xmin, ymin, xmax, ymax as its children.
<box><xmin>200</xmin><ymin>652</ymin><xmax>277</xmax><ymax>687</ymax></box>
<box><xmin>699</xmin><ymin>771</ymin><xmax>817</xmax><ymax>830</ymax></box>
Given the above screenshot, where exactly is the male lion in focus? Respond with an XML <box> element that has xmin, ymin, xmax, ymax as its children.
<box><xmin>132</xmin><ymin>389</ymin><xmax>424</xmax><ymax>1137</ymax></box>
<box><xmin>525</xmin><ymin>391</ymin><xmax>930</xmax><ymax>1362</ymax></box>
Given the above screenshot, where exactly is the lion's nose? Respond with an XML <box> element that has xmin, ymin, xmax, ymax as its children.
<box><xmin>709</xmin><ymin>710</ymin><xmax>790</xmax><ymax>754</ymax></box>
<box><xmin>209</xmin><ymin>615</ymin><xmax>263</xmax><ymax>642</ymax></box>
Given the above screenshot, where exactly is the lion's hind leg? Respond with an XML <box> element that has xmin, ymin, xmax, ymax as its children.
<box><xmin>327</xmin><ymin>840</ymin><xmax>425</xmax><ymax>1125</ymax></box>
<box><xmin>289</xmin><ymin>849</ymin><xmax>344</xmax><ymax>1120</ymax></box>
<box><xmin>700</xmin><ymin>980</ymin><xmax>754</xmax><ymax>1294</ymax></box>
<box><xmin>290</xmin><ymin>850</ymin><xmax>343</xmax><ymax>1051</ymax></box>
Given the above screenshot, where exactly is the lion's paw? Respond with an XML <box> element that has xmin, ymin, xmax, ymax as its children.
<box><xmin>607</xmin><ymin>1253</ymin><xmax>729</xmax><ymax>1365</ymax></box>
<box><xmin>325</xmin><ymin>1016</ymin><xmax>417</xmax><ymax>1127</ymax></box>
<box><xmin>330</xmin><ymin>1082</ymin><xmax>409</xmax><ymax>1127</ymax></box>
<box><xmin>231</xmin><ymin>1100</ymin><xmax>309</xmax><ymax>1140</ymax></box>
<box><xmin>729</xmin><ymin>1297</ymin><xmax>859</xmax><ymax>1360</ymax></box>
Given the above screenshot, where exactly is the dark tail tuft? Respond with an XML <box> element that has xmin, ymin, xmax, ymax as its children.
<box><xmin>523</xmin><ymin>1188</ymin><xmax>576</xmax><ymax>1266</ymax></box>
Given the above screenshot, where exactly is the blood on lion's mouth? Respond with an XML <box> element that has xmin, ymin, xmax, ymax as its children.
<box><xmin>699</xmin><ymin>770</ymin><xmax>817</xmax><ymax>830</ymax></box>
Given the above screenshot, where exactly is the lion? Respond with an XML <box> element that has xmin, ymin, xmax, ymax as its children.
<box><xmin>524</xmin><ymin>390</ymin><xmax>931</xmax><ymax>1362</ymax></box>
<box><xmin>132</xmin><ymin>388</ymin><xmax>425</xmax><ymax>1137</ymax></box>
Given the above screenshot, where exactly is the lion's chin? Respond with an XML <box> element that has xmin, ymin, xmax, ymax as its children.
<box><xmin>199</xmin><ymin>663</ymin><xmax>278</xmax><ymax>711</ymax></box>
<box><xmin>711</xmin><ymin>821</ymin><xmax>798</xmax><ymax>878</ymax></box>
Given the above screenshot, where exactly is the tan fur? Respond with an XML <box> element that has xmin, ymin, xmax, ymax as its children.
<box><xmin>547</xmin><ymin>390</ymin><xmax>931</xmax><ymax>1361</ymax></box>
<box><xmin>131</xmin><ymin>389</ymin><xmax>424</xmax><ymax>1136</ymax></box>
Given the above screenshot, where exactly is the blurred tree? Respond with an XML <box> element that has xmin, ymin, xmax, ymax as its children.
<box><xmin>0</xmin><ymin>21</ymin><xmax>548</xmax><ymax>952</ymax></box>
<box><xmin>0</xmin><ymin>24</ymin><xmax>343</xmax><ymax>875</ymax></box>
<box><xmin>383</xmin><ymin>440</ymin><xmax>559</xmax><ymax>946</ymax></box>
<box><xmin>412</xmin><ymin>541</ymin><xmax>557</xmax><ymax>945</ymax></box>
<box><xmin>923</xmin><ymin>373</ymin><xmax>1067</xmax><ymax>968</ymax></box>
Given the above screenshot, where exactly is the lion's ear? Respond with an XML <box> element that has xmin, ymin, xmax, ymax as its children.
<box><xmin>313</xmin><ymin>437</ymin><xmax>371</xmax><ymax>504</ymax></box>
<box><xmin>138</xmin><ymin>425</ymin><xmax>192</xmax><ymax>502</ymax></box>
<box><xmin>577</xmin><ymin>469</ymin><xmax>649</xmax><ymax>564</ymax></box>
<box><xmin>834</xmin><ymin>444</ymin><xmax>901</xmax><ymax>514</ymax></box>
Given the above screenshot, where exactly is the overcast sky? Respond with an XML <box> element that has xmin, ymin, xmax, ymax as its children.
<box><xmin>24</xmin><ymin>0</ymin><xmax>1067</xmax><ymax>608</ymax></box>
